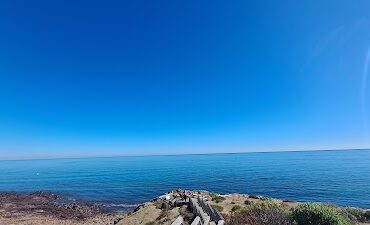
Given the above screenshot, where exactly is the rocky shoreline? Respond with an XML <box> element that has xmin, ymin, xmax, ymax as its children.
<box><xmin>1</xmin><ymin>190</ymin><xmax>369</xmax><ymax>225</ymax></box>
<box><xmin>0</xmin><ymin>191</ymin><xmax>120</xmax><ymax>225</ymax></box>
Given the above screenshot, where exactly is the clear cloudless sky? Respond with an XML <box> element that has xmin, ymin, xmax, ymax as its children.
<box><xmin>1</xmin><ymin>0</ymin><xmax>370</xmax><ymax>159</ymax></box>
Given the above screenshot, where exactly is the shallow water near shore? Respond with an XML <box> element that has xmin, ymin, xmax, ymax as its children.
<box><xmin>1</xmin><ymin>150</ymin><xmax>369</xmax><ymax>211</ymax></box>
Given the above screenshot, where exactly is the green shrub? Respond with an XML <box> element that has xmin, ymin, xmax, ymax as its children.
<box><xmin>211</xmin><ymin>204</ymin><xmax>224</xmax><ymax>212</ymax></box>
<box><xmin>210</xmin><ymin>193</ymin><xmax>226</xmax><ymax>203</ymax></box>
<box><xmin>292</xmin><ymin>203</ymin><xmax>351</xmax><ymax>225</ymax></box>
<box><xmin>153</xmin><ymin>201</ymin><xmax>162</xmax><ymax>209</ymax></box>
<box><xmin>226</xmin><ymin>200</ymin><xmax>291</xmax><ymax>225</ymax></box>
<box><xmin>231</xmin><ymin>205</ymin><xmax>242</xmax><ymax>212</ymax></box>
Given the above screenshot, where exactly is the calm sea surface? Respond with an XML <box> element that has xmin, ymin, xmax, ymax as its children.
<box><xmin>0</xmin><ymin>150</ymin><xmax>369</xmax><ymax>210</ymax></box>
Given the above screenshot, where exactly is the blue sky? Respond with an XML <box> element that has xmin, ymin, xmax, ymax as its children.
<box><xmin>1</xmin><ymin>0</ymin><xmax>370</xmax><ymax>159</ymax></box>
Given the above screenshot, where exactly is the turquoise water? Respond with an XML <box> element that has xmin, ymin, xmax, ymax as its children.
<box><xmin>0</xmin><ymin>150</ymin><xmax>369</xmax><ymax>210</ymax></box>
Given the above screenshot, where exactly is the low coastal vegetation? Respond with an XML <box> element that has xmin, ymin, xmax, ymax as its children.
<box><xmin>225</xmin><ymin>200</ymin><xmax>369</xmax><ymax>225</ymax></box>
<box><xmin>116</xmin><ymin>190</ymin><xmax>370</xmax><ymax>225</ymax></box>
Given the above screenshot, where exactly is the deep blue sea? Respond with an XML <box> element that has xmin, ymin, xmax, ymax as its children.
<box><xmin>0</xmin><ymin>150</ymin><xmax>369</xmax><ymax>211</ymax></box>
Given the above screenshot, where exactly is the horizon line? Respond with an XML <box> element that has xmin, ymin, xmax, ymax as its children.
<box><xmin>1</xmin><ymin>147</ymin><xmax>369</xmax><ymax>162</ymax></box>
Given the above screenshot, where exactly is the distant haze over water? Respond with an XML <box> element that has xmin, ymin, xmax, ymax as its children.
<box><xmin>0</xmin><ymin>149</ymin><xmax>369</xmax><ymax>210</ymax></box>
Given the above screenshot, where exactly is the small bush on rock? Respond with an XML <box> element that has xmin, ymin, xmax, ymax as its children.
<box><xmin>244</xmin><ymin>199</ymin><xmax>252</xmax><ymax>205</ymax></box>
<box><xmin>231</xmin><ymin>205</ymin><xmax>242</xmax><ymax>212</ymax></box>
<box><xmin>210</xmin><ymin>193</ymin><xmax>226</xmax><ymax>203</ymax></box>
<box><xmin>211</xmin><ymin>204</ymin><xmax>224</xmax><ymax>212</ymax></box>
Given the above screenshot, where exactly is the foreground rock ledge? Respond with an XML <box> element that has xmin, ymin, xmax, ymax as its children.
<box><xmin>0</xmin><ymin>191</ymin><xmax>118</xmax><ymax>225</ymax></box>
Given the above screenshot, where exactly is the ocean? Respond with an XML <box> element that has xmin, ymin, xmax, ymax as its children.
<box><xmin>0</xmin><ymin>150</ymin><xmax>369</xmax><ymax>211</ymax></box>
